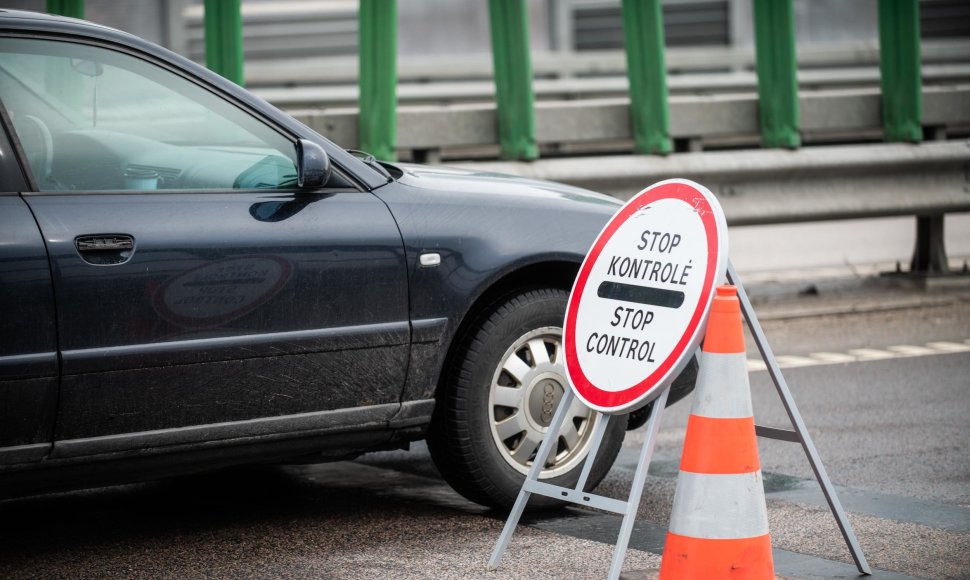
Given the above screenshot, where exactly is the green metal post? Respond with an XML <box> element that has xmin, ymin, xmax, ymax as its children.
<box><xmin>620</xmin><ymin>0</ymin><xmax>672</xmax><ymax>155</ymax></box>
<box><xmin>203</xmin><ymin>0</ymin><xmax>244</xmax><ymax>86</ymax></box>
<box><xmin>47</xmin><ymin>0</ymin><xmax>84</xmax><ymax>19</ymax></box>
<box><xmin>752</xmin><ymin>0</ymin><xmax>800</xmax><ymax>148</ymax></box>
<box><xmin>46</xmin><ymin>0</ymin><xmax>86</xmax><ymax>118</ymax></box>
<box><xmin>878</xmin><ymin>0</ymin><xmax>922</xmax><ymax>143</ymax></box>
<box><xmin>488</xmin><ymin>0</ymin><xmax>538</xmax><ymax>161</ymax></box>
<box><xmin>358</xmin><ymin>0</ymin><xmax>398</xmax><ymax>161</ymax></box>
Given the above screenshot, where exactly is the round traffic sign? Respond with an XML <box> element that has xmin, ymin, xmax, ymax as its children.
<box><xmin>563</xmin><ymin>179</ymin><xmax>728</xmax><ymax>413</ymax></box>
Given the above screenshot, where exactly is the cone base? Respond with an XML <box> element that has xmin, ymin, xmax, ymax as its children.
<box><xmin>622</xmin><ymin>570</ymin><xmax>789</xmax><ymax>580</ymax></box>
<box><xmin>659</xmin><ymin>532</ymin><xmax>775</xmax><ymax>580</ymax></box>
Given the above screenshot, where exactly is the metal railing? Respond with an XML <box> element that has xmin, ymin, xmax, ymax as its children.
<box><xmin>249</xmin><ymin>61</ymin><xmax>970</xmax><ymax>110</ymax></box>
<box><xmin>450</xmin><ymin>141</ymin><xmax>970</xmax><ymax>226</ymax></box>
<box><xmin>46</xmin><ymin>0</ymin><xmax>969</xmax><ymax>274</ymax></box>
<box><xmin>289</xmin><ymin>86</ymin><xmax>970</xmax><ymax>159</ymax></box>
<box><xmin>240</xmin><ymin>39</ymin><xmax>970</xmax><ymax>88</ymax></box>
<box><xmin>49</xmin><ymin>0</ymin><xmax>959</xmax><ymax>158</ymax></box>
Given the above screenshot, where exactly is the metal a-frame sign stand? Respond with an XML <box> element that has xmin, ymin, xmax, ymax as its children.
<box><xmin>727</xmin><ymin>262</ymin><xmax>871</xmax><ymax>576</ymax></box>
<box><xmin>488</xmin><ymin>380</ymin><xmax>671</xmax><ymax>580</ymax></box>
<box><xmin>487</xmin><ymin>261</ymin><xmax>871</xmax><ymax>578</ymax></box>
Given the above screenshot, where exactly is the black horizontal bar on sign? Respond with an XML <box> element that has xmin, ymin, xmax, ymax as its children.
<box><xmin>597</xmin><ymin>281</ymin><xmax>685</xmax><ymax>309</ymax></box>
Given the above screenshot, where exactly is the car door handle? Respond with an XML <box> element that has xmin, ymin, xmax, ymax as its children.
<box><xmin>75</xmin><ymin>235</ymin><xmax>135</xmax><ymax>265</ymax></box>
<box><xmin>76</xmin><ymin>235</ymin><xmax>134</xmax><ymax>252</ymax></box>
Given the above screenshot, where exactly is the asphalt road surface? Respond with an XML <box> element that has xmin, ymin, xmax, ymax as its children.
<box><xmin>1</xmin><ymin>220</ymin><xmax>969</xmax><ymax>579</ymax></box>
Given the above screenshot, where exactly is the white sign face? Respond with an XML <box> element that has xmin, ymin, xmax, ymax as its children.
<box><xmin>563</xmin><ymin>179</ymin><xmax>728</xmax><ymax>413</ymax></box>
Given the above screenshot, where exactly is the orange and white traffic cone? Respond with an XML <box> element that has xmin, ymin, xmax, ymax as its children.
<box><xmin>659</xmin><ymin>285</ymin><xmax>775</xmax><ymax>580</ymax></box>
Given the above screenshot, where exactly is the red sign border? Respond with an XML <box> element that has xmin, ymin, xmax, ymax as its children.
<box><xmin>563</xmin><ymin>180</ymin><xmax>725</xmax><ymax>412</ymax></box>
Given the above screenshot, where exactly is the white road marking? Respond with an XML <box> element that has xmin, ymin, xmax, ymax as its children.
<box><xmin>808</xmin><ymin>352</ymin><xmax>857</xmax><ymax>364</ymax></box>
<box><xmin>773</xmin><ymin>355</ymin><xmax>819</xmax><ymax>368</ymax></box>
<box><xmin>746</xmin><ymin>338</ymin><xmax>970</xmax><ymax>372</ymax></box>
<box><xmin>848</xmin><ymin>348</ymin><xmax>897</xmax><ymax>361</ymax></box>
<box><xmin>927</xmin><ymin>341</ymin><xmax>970</xmax><ymax>353</ymax></box>
<box><xmin>887</xmin><ymin>345</ymin><xmax>938</xmax><ymax>356</ymax></box>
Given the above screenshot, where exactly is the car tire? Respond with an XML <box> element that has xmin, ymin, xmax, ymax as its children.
<box><xmin>427</xmin><ymin>288</ymin><xmax>627</xmax><ymax>510</ymax></box>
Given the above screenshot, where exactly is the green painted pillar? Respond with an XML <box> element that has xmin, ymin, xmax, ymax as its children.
<box><xmin>46</xmin><ymin>0</ymin><xmax>86</xmax><ymax>118</ymax></box>
<box><xmin>752</xmin><ymin>0</ymin><xmax>800</xmax><ymax>148</ymax></box>
<box><xmin>47</xmin><ymin>0</ymin><xmax>84</xmax><ymax>19</ymax></box>
<box><xmin>878</xmin><ymin>0</ymin><xmax>922</xmax><ymax>143</ymax></box>
<box><xmin>203</xmin><ymin>0</ymin><xmax>244</xmax><ymax>86</ymax></box>
<box><xmin>620</xmin><ymin>0</ymin><xmax>671</xmax><ymax>155</ymax></box>
<box><xmin>488</xmin><ymin>0</ymin><xmax>538</xmax><ymax>161</ymax></box>
<box><xmin>359</xmin><ymin>0</ymin><xmax>398</xmax><ymax>161</ymax></box>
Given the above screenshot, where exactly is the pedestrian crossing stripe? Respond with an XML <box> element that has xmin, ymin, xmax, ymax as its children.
<box><xmin>746</xmin><ymin>339</ymin><xmax>970</xmax><ymax>372</ymax></box>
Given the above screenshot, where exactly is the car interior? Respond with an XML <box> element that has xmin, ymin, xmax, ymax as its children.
<box><xmin>0</xmin><ymin>37</ymin><xmax>356</xmax><ymax>193</ymax></box>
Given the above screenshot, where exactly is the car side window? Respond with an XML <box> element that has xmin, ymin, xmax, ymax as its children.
<box><xmin>0</xmin><ymin>37</ymin><xmax>298</xmax><ymax>192</ymax></box>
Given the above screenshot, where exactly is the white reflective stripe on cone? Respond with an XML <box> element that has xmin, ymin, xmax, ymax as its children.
<box><xmin>668</xmin><ymin>470</ymin><xmax>770</xmax><ymax>540</ymax></box>
<box><xmin>691</xmin><ymin>351</ymin><xmax>753</xmax><ymax>419</ymax></box>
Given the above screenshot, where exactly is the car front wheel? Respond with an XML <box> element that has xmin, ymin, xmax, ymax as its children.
<box><xmin>427</xmin><ymin>288</ymin><xmax>627</xmax><ymax>510</ymax></box>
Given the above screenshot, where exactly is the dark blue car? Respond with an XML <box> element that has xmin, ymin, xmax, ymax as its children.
<box><xmin>0</xmin><ymin>10</ymin><xmax>694</xmax><ymax>508</ymax></box>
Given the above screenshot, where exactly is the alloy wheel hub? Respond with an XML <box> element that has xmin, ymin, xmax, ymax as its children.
<box><xmin>488</xmin><ymin>327</ymin><xmax>599</xmax><ymax>478</ymax></box>
<box><xmin>525</xmin><ymin>373</ymin><xmax>565</xmax><ymax>429</ymax></box>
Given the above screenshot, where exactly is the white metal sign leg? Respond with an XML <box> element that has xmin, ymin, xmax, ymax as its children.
<box><xmin>606</xmin><ymin>387</ymin><xmax>668</xmax><ymax>580</ymax></box>
<box><xmin>488</xmin><ymin>386</ymin><xmax>672</xmax><ymax>579</ymax></box>
<box><xmin>488</xmin><ymin>389</ymin><xmax>577</xmax><ymax>570</ymax></box>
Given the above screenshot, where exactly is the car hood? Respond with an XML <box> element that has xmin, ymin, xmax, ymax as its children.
<box><xmin>392</xmin><ymin>163</ymin><xmax>621</xmax><ymax>210</ymax></box>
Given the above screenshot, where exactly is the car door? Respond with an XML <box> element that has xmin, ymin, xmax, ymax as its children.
<box><xmin>0</xmin><ymin>106</ymin><xmax>58</xmax><ymax>466</ymax></box>
<box><xmin>0</xmin><ymin>36</ymin><xmax>409</xmax><ymax>459</ymax></box>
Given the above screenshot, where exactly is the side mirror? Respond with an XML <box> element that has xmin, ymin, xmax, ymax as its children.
<box><xmin>297</xmin><ymin>139</ymin><xmax>331</xmax><ymax>189</ymax></box>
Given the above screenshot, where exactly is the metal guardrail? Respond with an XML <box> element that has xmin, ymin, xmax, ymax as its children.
<box><xmin>244</xmin><ymin>39</ymin><xmax>970</xmax><ymax>87</ymax></box>
<box><xmin>255</xmin><ymin>64</ymin><xmax>970</xmax><ymax>109</ymax></box>
<box><xmin>182</xmin><ymin>0</ymin><xmax>359</xmax><ymax>62</ymax></box>
<box><xmin>294</xmin><ymin>85</ymin><xmax>970</xmax><ymax>273</ymax></box>
<box><xmin>452</xmin><ymin>140</ymin><xmax>970</xmax><ymax>226</ymax></box>
<box><xmin>167</xmin><ymin>0</ymin><xmax>962</xmax><ymax>160</ymax></box>
<box><xmin>289</xmin><ymin>86</ymin><xmax>970</xmax><ymax>159</ymax></box>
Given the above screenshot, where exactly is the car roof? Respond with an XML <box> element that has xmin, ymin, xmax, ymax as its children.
<box><xmin>0</xmin><ymin>8</ymin><xmax>72</xmax><ymax>22</ymax></box>
<box><xmin>0</xmin><ymin>9</ymin><xmax>155</xmax><ymax>49</ymax></box>
<box><xmin>0</xmin><ymin>8</ymin><xmax>122</xmax><ymax>32</ymax></box>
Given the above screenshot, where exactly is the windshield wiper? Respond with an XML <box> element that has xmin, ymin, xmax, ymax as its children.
<box><xmin>346</xmin><ymin>149</ymin><xmax>393</xmax><ymax>182</ymax></box>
